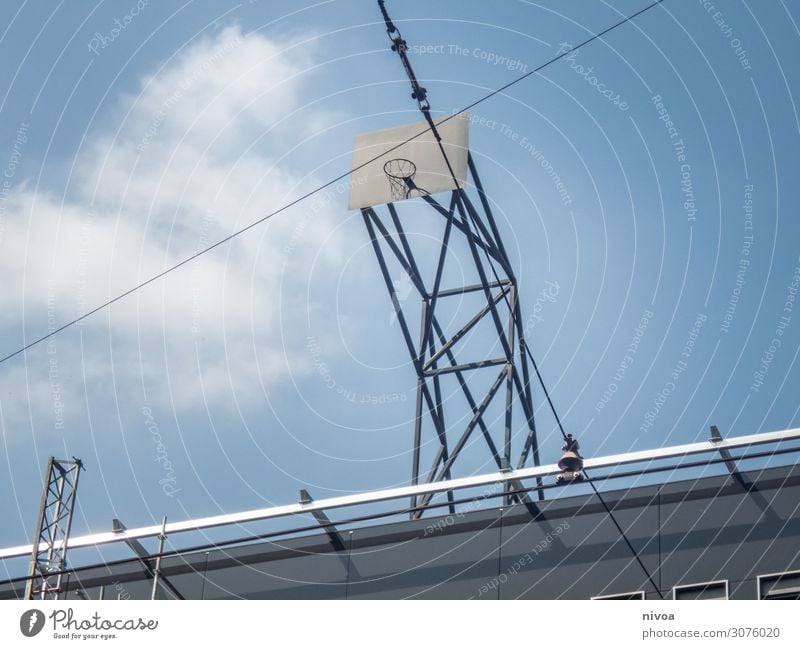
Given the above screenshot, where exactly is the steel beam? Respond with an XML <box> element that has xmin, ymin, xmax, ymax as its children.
<box><xmin>3</xmin><ymin>427</ymin><xmax>798</xmax><ymax>560</ymax></box>
<box><xmin>423</xmin><ymin>285</ymin><xmax>510</xmax><ymax>370</ymax></box>
<box><xmin>437</xmin><ymin>280</ymin><xmax>509</xmax><ymax>298</ymax></box>
<box><xmin>421</xmin><ymin>357</ymin><xmax>507</xmax><ymax>377</ymax></box>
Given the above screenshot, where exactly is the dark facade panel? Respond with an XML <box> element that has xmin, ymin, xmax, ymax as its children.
<box><xmin>346</xmin><ymin>510</ymin><xmax>502</xmax><ymax>599</ymax></box>
<box><xmin>178</xmin><ymin>551</ymin><xmax>349</xmax><ymax>600</ymax></box>
<box><xmin>497</xmin><ymin>488</ymin><xmax>660</xmax><ymax>599</ymax></box>
<box><xmin>660</xmin><ymin>471</ymin><xmax>800</xmax><ymax>590</ymax></box>
<box><xmin>2</xmin><ymin>463</ymin><xmax>799</xmax><ymax>600</ymax></box>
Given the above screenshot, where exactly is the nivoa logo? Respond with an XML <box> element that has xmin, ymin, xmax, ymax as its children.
<box><xmin>19</xmin><ymin>609</ymin><xmax>45</xmax><ymax>637</ymax></box>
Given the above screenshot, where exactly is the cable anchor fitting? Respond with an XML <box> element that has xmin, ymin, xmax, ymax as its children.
<box><xmin>556</xmin><ymin>433</ymin><xmax>584</xmax><ymax>485</ymax></box>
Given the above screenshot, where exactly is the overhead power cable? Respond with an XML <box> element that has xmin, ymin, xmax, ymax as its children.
<box><xmin>468</xmin><ymin>213</ymin><xmax>667</xmax><ymax>600</ymax></box>
<box><xmin>468</xmin><ymin>200</ymin><xmax>667</xmax><ymax>600</ymax></box>
<box><xmin>378</xmin><ymin>0</ymin><xmax>666</xmax><ymax>597</ymax></box>
<box><xmin>1</xmin><ymin>0</ymin><xmax>665</xmax><ymax>368</ymax></box>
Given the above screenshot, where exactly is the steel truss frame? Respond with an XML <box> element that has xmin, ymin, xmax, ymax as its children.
<box><xmin>24</xmin><ymin>457</ymin><xmax>83</xmax><ymax>600</ymax></box>
<box><xmin>361</xmin><ymin>155</ymin><xmax>545</xmax><ymax>517</ymax></box>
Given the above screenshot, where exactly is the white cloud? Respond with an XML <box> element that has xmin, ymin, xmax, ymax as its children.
<box><xmin>0</xmin><ymin>25</ymin><xmax>351</xmax><ymax>426</ymax></box>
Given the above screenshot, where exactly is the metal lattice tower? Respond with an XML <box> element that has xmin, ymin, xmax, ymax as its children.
<box><xmin>25</xmin><ymin>457</ymin><xmax>83</xmax><ymax>600</ymax></box>
<box><xmin>359</xmin><ymin>2</ymin><xmax>547</xmax><ymax>518</ymax></box>
<box><xmin>362</xmin><ymin>159</ymin><xmax>544</xmax><ymax>517</ymax></box>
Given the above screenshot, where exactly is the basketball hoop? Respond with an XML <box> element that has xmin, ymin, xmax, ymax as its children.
<box><xmin>384</xmin><ymin>158</ymin><xmax>418</xmax><ymax>202</ymax></box>
<box><xmin>348</xmin><ymin>116</ymin><xmax>469</xmax><ymax>209</ymax></box>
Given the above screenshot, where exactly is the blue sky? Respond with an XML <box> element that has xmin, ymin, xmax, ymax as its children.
<box><xmin>1</xmin><ymin>0</ymin><xmax>799</xmax><ymax>572</ymax></box>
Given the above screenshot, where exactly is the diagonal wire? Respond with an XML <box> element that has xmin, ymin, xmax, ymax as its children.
<box><xmin>376</xmin><ymin>0</ymin><xmax>667</xmax><ymax>597</ymax></box>
<box><xmin>2</xmin><ymin>0</ymin><xmax>665</xmax><ymax>368</ymax></box>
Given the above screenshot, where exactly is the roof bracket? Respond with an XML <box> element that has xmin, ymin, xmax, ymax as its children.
<box><xmin>299</xmin><ymin>489</ymin><xmax>347</xmax><ymax>552</ymax></box>
<box><xmin>112</xmin><ymin>518</ymin><xmax>184</xmax><ymax>600</ymax></box>
<box><xmin>709</xmin><ymin>426</ymin><xmax>747</xmax><ymax>487</ymax></box>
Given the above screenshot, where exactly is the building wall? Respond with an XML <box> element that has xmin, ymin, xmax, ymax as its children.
<box><xmin>2</xmin><ymin>464</ymin><xmax>799</xmax><ymax>600</ymax></box>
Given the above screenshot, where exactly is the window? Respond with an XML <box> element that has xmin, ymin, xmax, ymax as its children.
<box><xmin>592</xmin><ymin>591</ymin><xmax>645</xmax><ymax>600</ymax></box>
<box><xmin>758</xmin><ymin>570</ymin><xmax>800</xmax><ymax>600</ymax></box>
<box><xmin>673</xmin><ymin>580</ymin><xmax>728</xmax><ymax>600</ymax></box>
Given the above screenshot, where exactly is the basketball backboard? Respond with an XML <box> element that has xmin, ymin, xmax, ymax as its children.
<box><xmin>348</xmin><ymin>113</ymin><xmax>470</xmax><ymax>210</ymax></box>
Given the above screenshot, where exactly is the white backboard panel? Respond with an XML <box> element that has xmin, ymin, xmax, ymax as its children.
<box><xmin>348</xmin><ymin>113</ymin><xmax>470</xmax><ymax>210</ymax></box>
